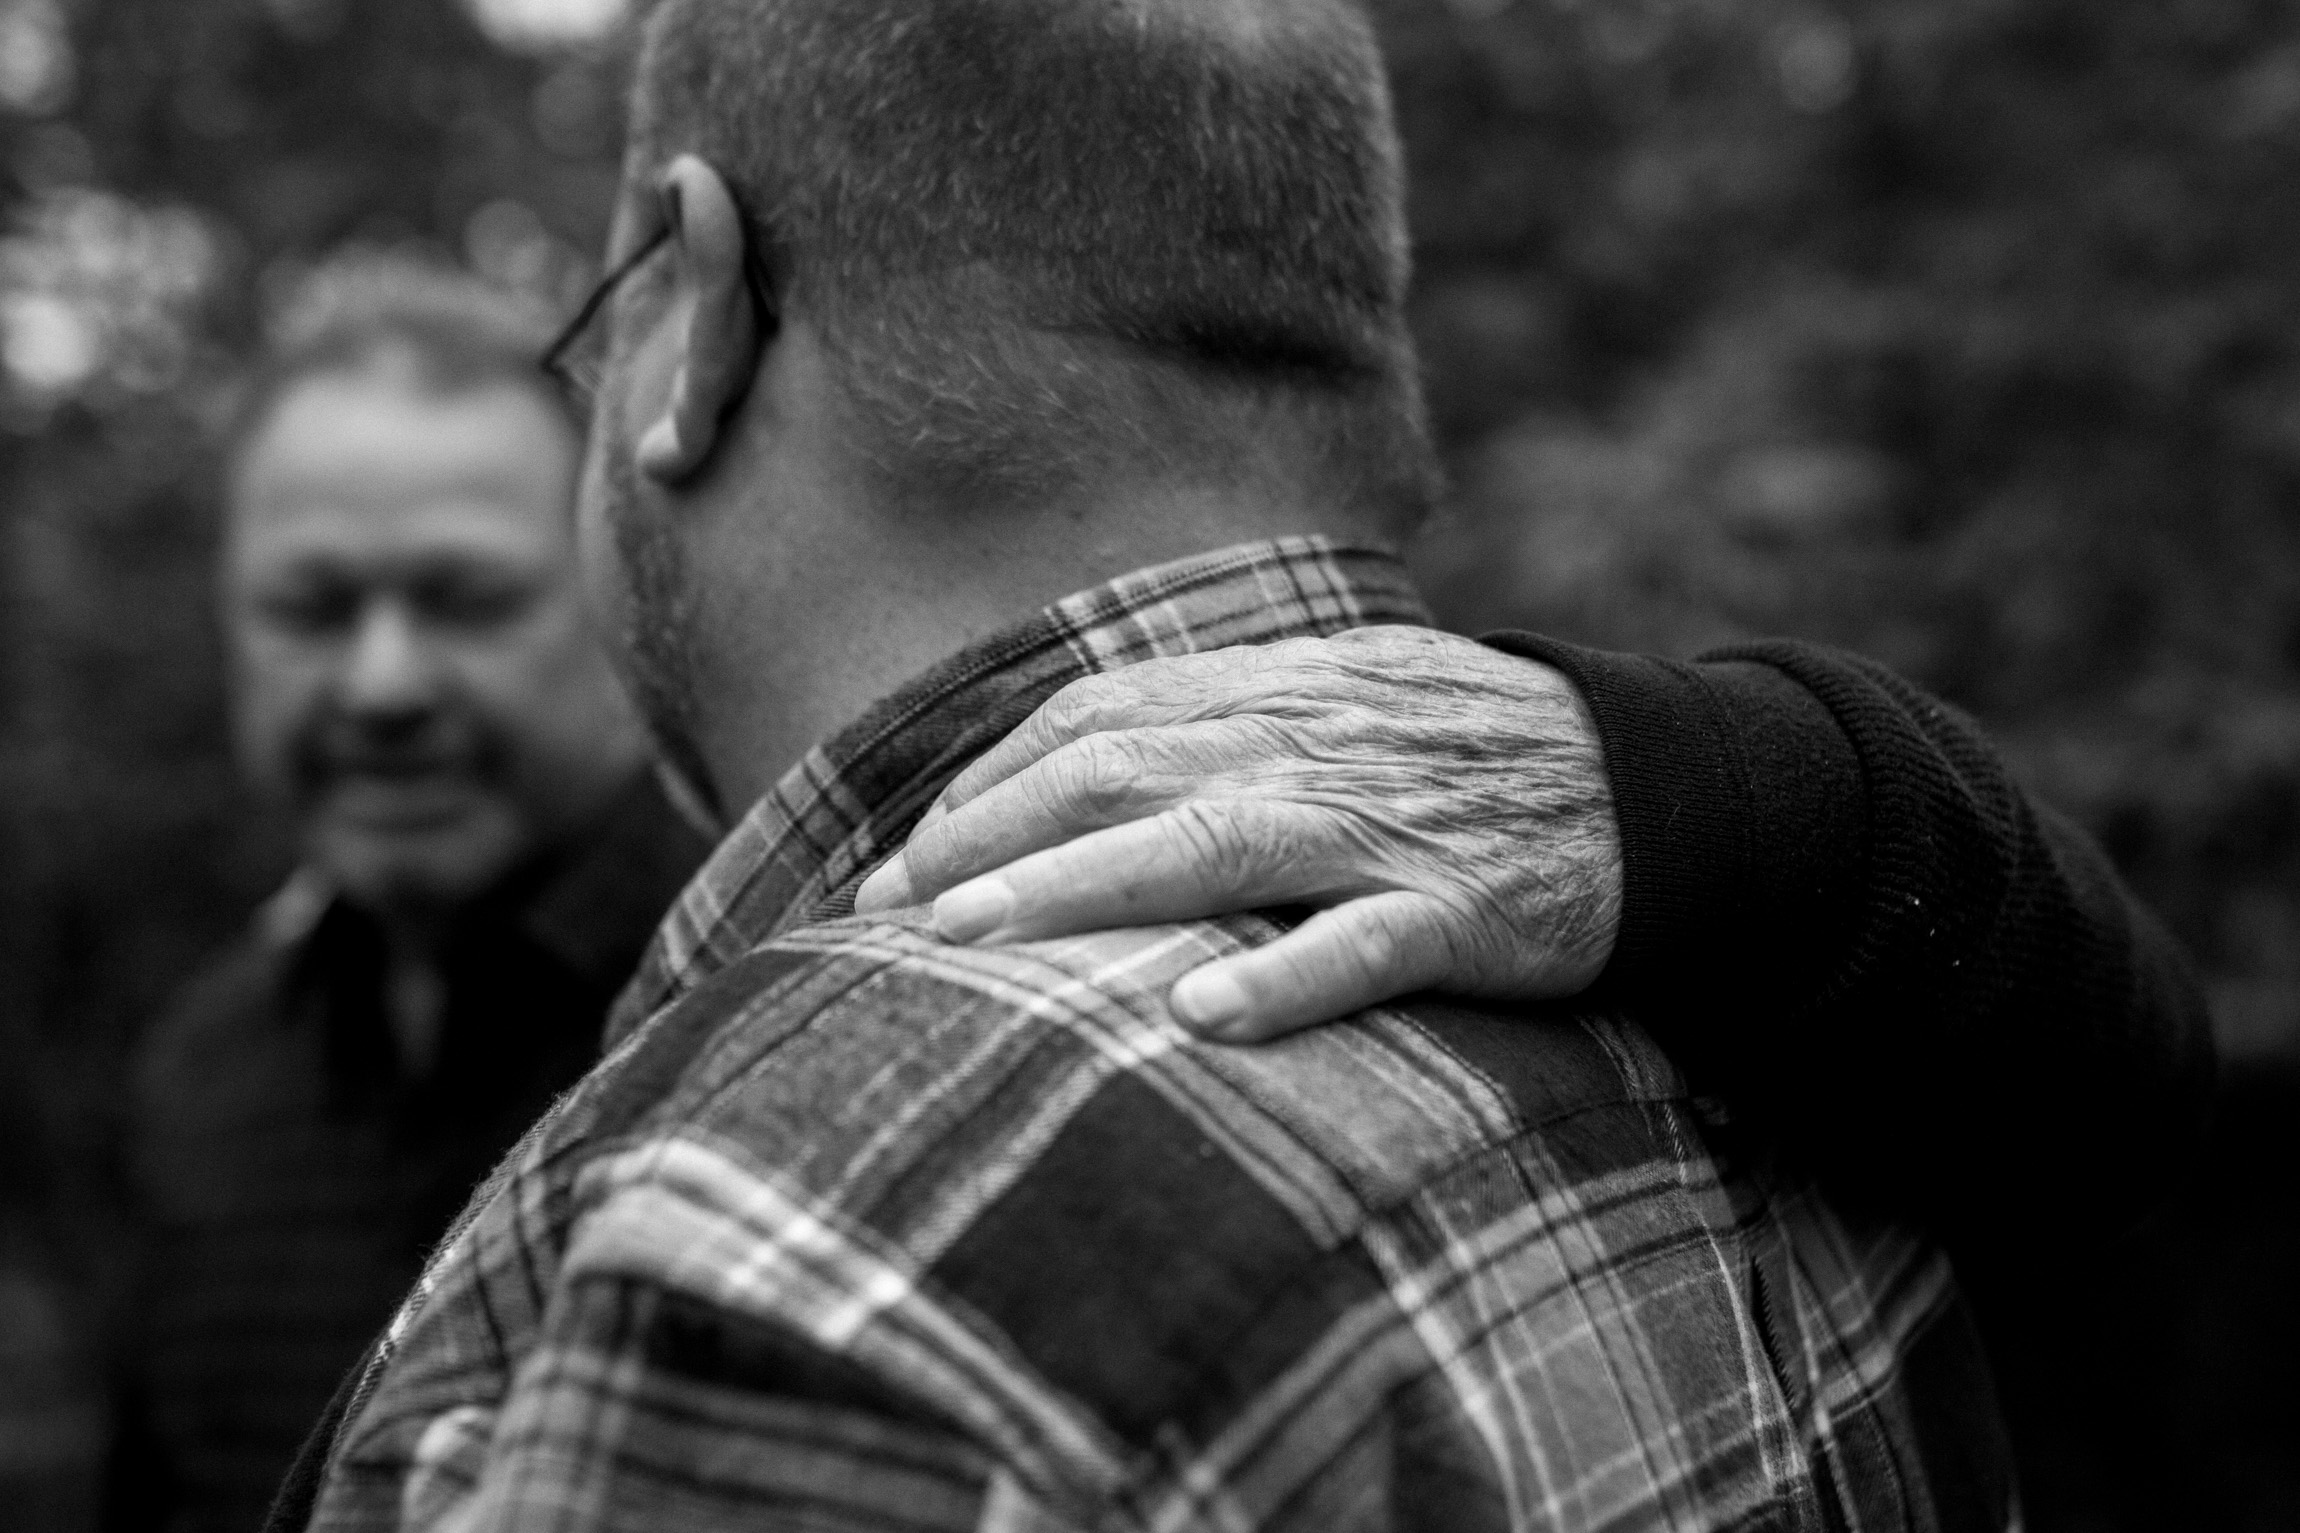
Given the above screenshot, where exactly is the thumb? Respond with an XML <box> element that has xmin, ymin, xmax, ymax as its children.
<box><xmin>1170</xmin><ymin>891</ymin><xmax>1453</xmax><ymax>1043</ymax></box>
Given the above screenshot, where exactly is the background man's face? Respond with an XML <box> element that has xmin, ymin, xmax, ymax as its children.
<box><xmin>224</xmin><ymin>354</ymin><xmax>651</xmax><ymax>920</ymax></box>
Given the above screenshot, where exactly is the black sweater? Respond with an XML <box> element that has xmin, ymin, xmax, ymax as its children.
<box><xmin>1484</xmin><ymin>633</ymin><xmax>2217</xmax><ymax>1260</ymax></box>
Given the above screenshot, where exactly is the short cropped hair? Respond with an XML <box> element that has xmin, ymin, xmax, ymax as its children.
<box><xmin>228</xmin><ymin>253</ymin><xmax>571</xmax><ymax>471</ymax></box>
<box><xmin>632</xmin><ymin>0</ymin><xmax>1437</xmax><ymax>527</ymax></box>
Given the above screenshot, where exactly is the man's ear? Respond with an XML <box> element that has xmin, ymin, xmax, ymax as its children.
<box><xmin>637</xmin><ymin>155</ymin><xmax>762</xmax><ymax>485</ymax></box>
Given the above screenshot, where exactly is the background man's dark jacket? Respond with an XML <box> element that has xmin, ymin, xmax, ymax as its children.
<box><xmin>108</xmin><ymin>779</ymin><xmax>708</xmax><ymax>1533</ymax></box>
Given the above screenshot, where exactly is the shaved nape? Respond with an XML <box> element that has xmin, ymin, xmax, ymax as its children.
<box><xmin>631</xmin><ymin>0</ymin><xmax>1436</xmax><ymax>525</ymax></box>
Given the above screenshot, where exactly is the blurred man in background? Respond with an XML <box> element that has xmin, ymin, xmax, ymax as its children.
<box><xmin>107</xmin><ymin>258</ymin><xmax>709</xmax><ymax>1533</ymax></box>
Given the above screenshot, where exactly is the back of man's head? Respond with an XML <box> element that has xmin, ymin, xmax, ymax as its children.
<box><xmin>634</xmin><ymin>0</ymin><xmax>1435</xmax><ymax>527</ymax></box>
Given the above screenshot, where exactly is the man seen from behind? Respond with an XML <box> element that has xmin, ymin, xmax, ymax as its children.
<box><xmin>290</xmin><ymin>4</ymin><xmax>2016</xmax><ymax>1528</ymax></box>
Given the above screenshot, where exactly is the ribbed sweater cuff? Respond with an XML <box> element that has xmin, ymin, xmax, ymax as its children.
<box><xmin>1479</xmin><ymin>631</ymin><xmax>1866</xmax><ymax>1008</ymax></box>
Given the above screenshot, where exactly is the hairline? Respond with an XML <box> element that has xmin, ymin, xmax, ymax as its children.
<box><xmin>227</xmin><ymin>337</ymin><xmax>577</xmax><ymax>486</ymax></box>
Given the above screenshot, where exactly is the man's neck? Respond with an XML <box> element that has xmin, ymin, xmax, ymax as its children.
<box><xmin>693</xmin><ymin>484</ymin><xmax>1380</xmax><ymax>815</ymax></box>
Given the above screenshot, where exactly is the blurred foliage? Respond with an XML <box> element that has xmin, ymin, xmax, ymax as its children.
<box><xmin>0</xmin><ymin>0</ymin><xmax>2296</xmax><ymax>1523</ymax></box>
<box><xmin>0</xmin><ymin>0</ymin><xmax>2290</xmax><ymax>1190</ymax></box>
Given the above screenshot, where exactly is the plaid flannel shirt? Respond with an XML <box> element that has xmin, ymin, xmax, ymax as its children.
<box><xmin>300</xmin><ymin>537</ymin><xmax>2015</xmax><ymax>1533</ymax></box>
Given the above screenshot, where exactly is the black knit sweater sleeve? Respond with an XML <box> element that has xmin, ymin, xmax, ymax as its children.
<box><xmin>1482</xmin><ymin>631</ymin><xmax>2216</xmax><ymax>1256</ymax></box>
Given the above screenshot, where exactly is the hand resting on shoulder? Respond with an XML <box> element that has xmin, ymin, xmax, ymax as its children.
<box><xmin>854</xmin><ymin>625</ymin><xmax>1622</xmax><ymax>1041</ymax></box>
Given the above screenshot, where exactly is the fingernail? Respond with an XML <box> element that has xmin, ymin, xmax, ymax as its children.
<box><xmin>855</xmin><ymin>856</ymin><xmax>911</xmax><ymax>914</ymax></box>
<box><xmin>1171</xmin><ymin>969</ymin><xmax>1249</xmax><ymax>1032</ymax></box>
<box><xmin>636</xmin><ymin>415</ymin><xmax>683</xmax><ymax>473</ymax></box>
<box><xmin>933</xmin><ymin>878</ymin><xmax>1013</xmax><ymax>944</ymax></box>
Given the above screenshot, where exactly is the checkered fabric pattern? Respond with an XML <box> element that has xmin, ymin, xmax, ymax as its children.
<box><xmin>301</xmin><ymin>538</ymin><xmax>2015</xmax><ymax>1532</ymax></box>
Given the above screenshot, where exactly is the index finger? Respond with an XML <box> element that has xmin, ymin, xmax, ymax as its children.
<box><xmin>934</xmin><ymin>650</ymin><xmax>1246</xmax><ymax>816</ymax></box>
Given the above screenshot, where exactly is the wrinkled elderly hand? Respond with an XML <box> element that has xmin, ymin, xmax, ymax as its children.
<box><xmin>854</xmin><ymin>625</ymin><xmax>1622</xmax><ymax>1040</ymax></box>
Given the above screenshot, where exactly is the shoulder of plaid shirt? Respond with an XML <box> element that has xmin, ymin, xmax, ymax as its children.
<box><xmin>297</xmin><ymin>538</ymin><xmax>2016</xmax><ymax>1533</ymax></box>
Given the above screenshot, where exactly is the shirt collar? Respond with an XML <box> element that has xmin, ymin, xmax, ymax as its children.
<box><xmin>604</xmin><ymin>535</ymin><xmax>1430</xmax><ymax>1048</ymax></box>
<box><xmin>267</xmin><ymin>773</ymin><xmax>709</xmax><ymax>1022</ymax></box>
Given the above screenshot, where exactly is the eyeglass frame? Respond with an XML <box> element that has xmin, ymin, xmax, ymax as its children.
<box><xmin>538</xmin><ymin>219</ymin><xmax>780</xmax><ymax>420</ymax></box>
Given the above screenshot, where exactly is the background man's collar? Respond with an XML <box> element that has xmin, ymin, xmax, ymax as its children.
<box><xmin>263</xmin><ymin>772</ymin><xmax>707</xmax><ymax>1032</ymax></box>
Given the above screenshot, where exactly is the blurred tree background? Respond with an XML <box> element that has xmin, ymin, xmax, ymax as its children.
<box><xmin>0</xmin><ymin>0</ymin><xmax>2293</xmax><ymax>1527</ymax></box>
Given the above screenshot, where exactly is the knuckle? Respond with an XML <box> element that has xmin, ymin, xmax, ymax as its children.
<box><xmin>1052</xmin><ymin>665</ymin><xmax>1190</xmax><ymax>739</ymax></box>
<box><xmin>1262</xmin><ymin>634</ymin><xmax>1328</xmax><ymax>668</ymax></box>
<box><xmin>900</xmin><ymin>819</ymin><xmax>959</xmax><ymax>885</ymax></box>
<box><xmin>913</xmin><ymin>807</ymin><xmax>1005</xmax><ymax>888</ymax></box>
<box><xmin>1429</xmin><ymin>890</ymin><xmax>1529</xmax><ymax>994</ymax></box>
<box><xmin>1289</xmin><ymin>800</ymin><xmax>1389</xmax><ymax>878</ymax></box>
<box><xmin>1221</xmin><ymin>711</ymin><xmax>1311</xmax><ymax>769</ymax></box>
<box><xmin>1160</xmin><ymin>799</ymin><xmax>1258</xmax><ymax>886</ymax></box>
<box><xmin>1263</xmin><ymin>932</ymin><xmax>1345</xmax><ymax>1005</ymax></box>
<box><xmin>1344</xmin><ymin>905</ymin><xmax>1410</xmax><ymax>986</ymax></box>
<box><xmin>1351</xmin><ymin>896</ymin><xmax>1453</xmax><ymax>996</ymax></box>
<box><xmin>1039</xmin><ymin>732</ymin><xmax>1145</xmax><ymax>822</ymax></box>
<box><xmin>1039</xmin><ymin>672</ymin><xmax>1117</xmax><ymax>739</ymax></box>
<box><xmin>1273</xmin><ymin>927</ymin><xmax>1377</xmax><ymax>1018</ymax></box>
<box><xmin>1262</xmin><ymin>635</ymin><xmax>1336</xmax><ymax>689</ymax></box>
<box><xmin>935</xmin><ymin>756</ymin><xmax>999</xmax><ymax>811</ymax></box>
<box><xmin>1428</xmin><ymin>897</ymin><xmax>1497</xmax><ymax>985</ymax></box>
